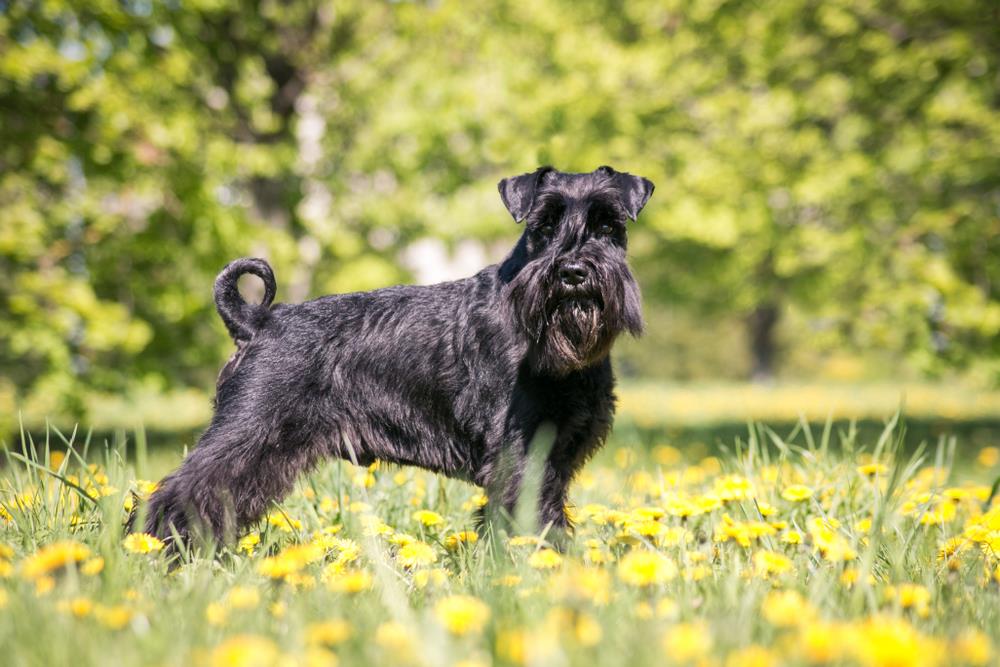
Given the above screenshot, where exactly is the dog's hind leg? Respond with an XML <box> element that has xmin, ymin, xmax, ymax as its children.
<box><xmin>139</xmin><ymin>415</ymin><xmax>320</xmax><ymax>550</ymax></box>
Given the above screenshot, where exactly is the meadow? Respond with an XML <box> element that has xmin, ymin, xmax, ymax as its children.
<box><xmin>1</xmin><ymin>412</ymin><xmax>999</xmax><ymax>667</ymax></box>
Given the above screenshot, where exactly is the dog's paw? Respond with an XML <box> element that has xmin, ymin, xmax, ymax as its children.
<box><xmin>141</xmin><ymin>481</ymin><xmax>191</xmax><ymax>549</ymax></box>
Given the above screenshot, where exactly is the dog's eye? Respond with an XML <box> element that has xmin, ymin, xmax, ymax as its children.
<box><xmin>597</xmin><ymin>223</ymin><xmax>614</xmax><ymax>236</ymax></box>
<box><xmin>539</xmin><ymin>223</ymin><xmax>555</xmax><ymax>237</ymax></box>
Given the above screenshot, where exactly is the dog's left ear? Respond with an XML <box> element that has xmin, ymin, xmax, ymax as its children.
<box><xmin>599</xmin><ymin>166</ymin><xmax>654</xmax><ymax>221</ymax></box>
<box><xmin>498</xmin><ymin>166</ymin><xmax>553</xmax><ymax>222</ymax></box>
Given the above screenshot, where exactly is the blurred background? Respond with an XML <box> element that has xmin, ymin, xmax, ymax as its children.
<box><xmin>1</xmin><ymin>0</ymin><xmax>999</xmax><ymax>454</ymax></box>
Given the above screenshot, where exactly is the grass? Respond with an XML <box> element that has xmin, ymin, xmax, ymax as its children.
<box><xmin>1</xmin><ymin>415</ymin><xmax>999</xmax><ymax>667</ymax></box>
<box><xmin>9</xmin><ymin>380</ymin><xmax>1000</xmax><ymax>448</ymax></box>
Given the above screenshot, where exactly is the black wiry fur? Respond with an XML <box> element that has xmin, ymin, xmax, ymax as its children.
<box><xmin>135</xmin><ymin>166</ymin><xmax>653</xmax><ymax>549</ymax></box>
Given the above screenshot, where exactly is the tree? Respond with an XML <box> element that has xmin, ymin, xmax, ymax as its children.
<box><xmin>2</xmin><ymin>0</ymin><xmax>998</xmax><ymax>430</ymax></box>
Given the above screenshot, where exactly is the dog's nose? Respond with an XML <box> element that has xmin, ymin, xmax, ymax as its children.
<box><xmin>558</xmin><ymin>263</ymin><xmax>588</xmax><ymax>286</ymax></box>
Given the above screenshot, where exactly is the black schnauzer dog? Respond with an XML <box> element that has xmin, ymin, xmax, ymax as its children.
<box><xmin>138</xmin><ymin>165</ymin><xmax>653</xmax><ymax>547</ymax></box>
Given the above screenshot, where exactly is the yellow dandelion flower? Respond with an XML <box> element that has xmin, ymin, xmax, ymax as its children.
<box><xmin>257</xmin><ymin>543</ymin><xmax>324</xmax><ymax>579</ymax></box>
<box><xmin>885</xmin><ymin>583</ymin><xmax>931</xmax><ymax>617</ymax></box>
<box><xmin>807</xmin><ymin>518</ymin><xmax>856</xmax><ymax>562</ymax></box>
<box><xmin>919</xmin><ymin>501</ymin><xmax>956</xmax><ymax>526</ymax></box>
<box><xmin>797</xmin><ymin>621</ymin><xmax>846</xmax><ymax>663</ymax></box>
<box><xmin>495</xmin><ymin>627</ymin><xmax>559</xmax><ymax>664</ymax></box>
<box><xmin>305</xmin><ymin>619</ymin><xmax>352</xmax><ymax>646</ymax></box>
<box><xmin>206</xmin><ymin>602</ymin><xmax>228</xmax><ymax>626</ymax></box>
<box><xmin>858</xmin><ymin>463</ymin><xmax>889</xmax><ymax>477</ymax></box>
<box><xmin>953</xmin><ymin>629</ymin><xmax>993</xmax><ymax>666</ymax></box>
<box><xmin>753</xmin><ymin>550</ymin><xmax>794</xmax><ymax>577</ymax></box>
<box><xmin>682</xmin><ymin>564</ymin><xmax>712</xmax><ymax>581</ymax></box>
<box><xmin>318</xmin><ymin>496</ymin><xmax>338</xmax><ymax>514</ymax></box>
<box><xmin>375</xmin><ymin>621</ymin><xmax>416</xmax><ymax>654</ymax></box>
<box><xmin>573</xmin><ymin>612</ymin><xmax>603</xmax><ymax>647</ymax></box>
<box><xmin>496</xmin><ymin>574</ymin><xmax>522</xmax><ymax>587</ymax></box>
<box><xmin>633</xmin><ymin>506</ymin><xmax>666</xmax><ymax>520</ymax></box>
<box><xmin>617</xmin><ymin>550</ymin><xmax>677</xmax><ymax>587</ymax></box>
<box><xmin>528</xmin><ymin>548</ymin><xmax>563</xmax><ymax>570</ymax></box>
<box><xmin>80</xmin><ymin>557</ymin><xmax>104</xmax><ymax>576</ymax></box>
<box><xmin>848</xmin><ymin>616</ymin><xmax>944</xmax><ymax>667</ymax></box>
<box><xmin>781</xmin><ymin>485</ymin><xmax>815</xmax><ymax>502</ymax></box>
<box><xmin>413</xmin><ymin>568</ymin><xmax>449</xmax><ymax>589</ymax></box>
<box><xmin>21</xmin><ymin>540</ymin><xmax>91</xmax><ymax>579</ymax></box>
<box><xmin>209</xmin><ymin>635</ymin><xmax>279</xmax><ymax>667</ymax></box>
<box><xmin>94</xmin><ymin>604</ymin><xmax>133</xmax><ymax>630</ymax></box>
<box><xmin>387</xmin><ymin>532</ymin><xmax>416</xmax><ymax>547</ymax></box>
<box><xmin>359</xmin><ymin>515</ymin><xmax>392</xmax><ymax>535</ymax></box>
<box><xmin>755</xmin><ymin>501</ymin><xmax>777</xmax><ymax>517</ymax></box>
<box><xmin>714</xmin><ymin>515</ymin><xmax>777</xmax><ymax>547</ymax></box>
<box><xmin>656</xmin><ymin>598</ymin><xmax>680</xmax><ymax>620</ymax></box>
<box><xmin>314</xmin><ymin>524</ymin><xmax>343</xmax><ymax>537</ymax></box>
<box><xmin>238</xmin><ymin>533</ymin><xmax>261</xmax><ymax>555</ymax></box>
<box><xmin>434</xmin><ymin>595</ymin><xmax>490</xmax><ymax>636</ymax></box>
<box><xmin>781</xmin><ymin>530</ymin><xmax>803</xmax><ymax>545</ymax></box>
<box><xmin>976</xmin><ymin>447</ymin><xmax>999</xmax><ymax>468</ymax></box>
<box><xmin>397</xmin><ymin>541</ymin><xmax>437</xmax><ymax>568</ymax></box>
<box><xmin>548</xmin><ymin>565</ymin><xmax>611</xmax><ymax>605</ymax></box>
<box><xmin>225</xmin><ymin>586</ymin><xmax>260</xmax><ymax>610</ymax></box>
<box><xmin>653</xmin><ymin>444</ymin><xmax>683</xmax><ymax>465</ymax></box>
<box><xmin>585</xmin><ymin>546</ymin><xmax>613</xmax><ymax>564</ymax></box>
<box><xmin>324</xmin><ymin>568</ymin><xmax>373</xmax><ymax>594</ymax></box>
<box><xmin>509</xmin><ymin>535</ymin><xmax>541</xmax><ymax>547</ymax></box>
<box><xmin>715</xmin><ymin>474</ymin><xmax>755</xmax><ymax>501</ymax></box>
<box><xmin>266</xmin><ymin>511</ymin><xmax>302</xmax><ymax>532</ymax></box>
<box><xmin>412</xmin><ymin>510</ymin><xmax>444</xmax><ymax>527</ymax></box>
<box><xmin>445</xmin><ymin>531</ymin><xmax>478</xmax><ymax>549</ymax></box>
<box><xmin>762</xmin><ymin>590</ymin><xmax>815</xmax><ymax>627</ymax></box>
<box><xmin>56</xmin><ymin>596</ymin><xmax>93</xmax><ymax>618</ymax></box>
<box><xmin>34</xmin><ymin>575</ymin><xmax>55</xmax><ymax>596</ymax></box>
<box><xmin>624</xmin><ymin>518</ymin><xmax>665</xmax><ymax>539</ymax></box>
<box><xmin>664</xmin><ymin>622</ymin><xmax>712</xmax><ymax>663</ymax></box>
<box><xmin>463</xmin><ymin>492</ymin><xmax>488</xmax><ymax>510</ymax></box>
<box><xmin>123</xmin><ymin>533</ymin><xmax>165</xmax><ymax>554</ymax></box>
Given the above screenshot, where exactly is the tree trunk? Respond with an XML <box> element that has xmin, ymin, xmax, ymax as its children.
<box><xmin>747</xmin><ymin>303</ymin><xmax>779</xmax><ymax>382</ymax></box>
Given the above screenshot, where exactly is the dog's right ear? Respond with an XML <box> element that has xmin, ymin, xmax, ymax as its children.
<box><xmin>498</xmin><ymin>166</ymin><xmax>553</xmax><ymax>222</ymax></box>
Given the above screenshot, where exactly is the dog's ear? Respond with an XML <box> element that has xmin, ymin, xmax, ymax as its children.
<box><xmin>599</xmin><ymin>166</ymin><xmax>654</xmax><ymax>221</ymax></box>
<box><xmin>498</xmin><ymin>166</ymin><xmax>553</xmax><ymax>222</ymax></box>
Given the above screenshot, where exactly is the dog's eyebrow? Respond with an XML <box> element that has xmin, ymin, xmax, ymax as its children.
<box><xmin>535</xmin><ymin>191</ymin><xmax>567</xmax><ymax>206</ymax></box>
<box><xmin>529</xmin><ymin>192</ymin><xmax>568</xmax><ymax>221</ymax></box>
<box><xmin>586</xmin><ymin>193</ymin><xmax>627</xmax><ymax>217</ymax></box>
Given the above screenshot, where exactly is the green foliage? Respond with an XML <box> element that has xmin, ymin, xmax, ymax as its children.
<box><xmin>2</xmin><ymin>1</ymin><xmax>999</xmax><ymax>423</ymax></box>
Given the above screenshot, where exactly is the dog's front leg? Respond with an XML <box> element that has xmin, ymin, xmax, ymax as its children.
<box><xmin>536</xmin><ymin>381</ymin><xmax>615</xmax><ymax>544</ymax></box>
<box><xmin>538</xmin><ymin>459</ymin><xmax>574</xmax><ymax>532</ymax></box>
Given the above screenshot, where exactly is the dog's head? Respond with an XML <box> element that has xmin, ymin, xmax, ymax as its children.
<box><xmin>498</xmin><ymin>166</ymin><xmax>653</xmax><ymax>376</ymax></box>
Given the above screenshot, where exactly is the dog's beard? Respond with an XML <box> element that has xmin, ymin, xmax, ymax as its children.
<box><xmin>505</xmin><ymin>255</ymin><xmax>643</xmax><ymax>376</ymax></box>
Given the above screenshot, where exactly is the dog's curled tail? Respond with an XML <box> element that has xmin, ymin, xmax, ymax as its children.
<box><xmin>214</xmin><ymin>257</ymin><xmax>277</xmax><ymax>343</ymax></box>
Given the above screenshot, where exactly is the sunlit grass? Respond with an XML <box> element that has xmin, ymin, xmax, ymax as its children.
<box><xmin>617</xmin><ymin>382</ymin><xmax>1000</xmax><ymax>428</ymax></box>
<box><xmin>1</xmin><ymin>416</ymin><xmax>999</xmax><ymax>666</ymax></box>
<box><xmin>9</xmin><ymin>382</ymin><xmax>1000</xmax><ymax>439</ymax></box>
